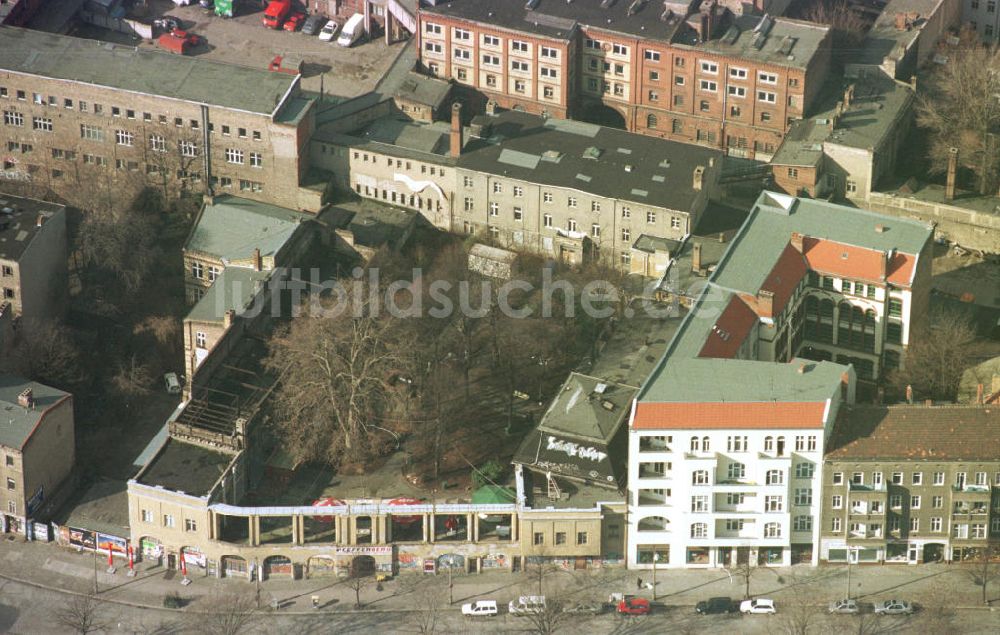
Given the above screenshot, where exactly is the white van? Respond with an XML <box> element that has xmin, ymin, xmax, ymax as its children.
<box><xmin>337</xmin><ymin>13</ymin><xmax>365</xmax><ymax>47</ymax></box>
<box><xmin>461</xmin><ymin>600</ymin><xmax>498</xmax><ymax>617</ymax></box>
<box><xmin>163</xmin><ymin>372</ymin><xmax>182</xmax><ymax>395</ymax></box>
<box><xmin>508</xmin><ymin>595</ymin><xmax>546</xmax><ymax>615</ymax></box>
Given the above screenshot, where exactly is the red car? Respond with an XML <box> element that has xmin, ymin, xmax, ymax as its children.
<box><xmin>283</xmin><ymin>12</ymin><xmax>306</xmax><ymax>31</ymax></box>
<box><xmin>617</xmin><ymin>597</ymin><xmax>651</xmax><ymax>615</ymax></box>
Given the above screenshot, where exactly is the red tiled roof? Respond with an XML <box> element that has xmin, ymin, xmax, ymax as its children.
<box><xmin>753</xmin><ymin>243</ymin><xmax>808</xmax><ymax>317</ymax></box>
<box><xmin>633</xmin><ymin>401</ymin><xmax>828</xmax><ymax>430</ymax></box>
<box><xmin>801</xmin><ymin>237</ymin><xmax>916</xmax><ymax>287</ymax></box>
<box><xmin>698</xmin><ymin>296</ymin><xmax>758</xmax><ymax>359</ymax></box>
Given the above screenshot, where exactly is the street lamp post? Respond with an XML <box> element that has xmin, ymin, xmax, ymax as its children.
<box><xmin>652</xmin><ymin>552</ymin><xmax>658</xmax><ymax>602</ymax></box>
<box><xmin>845</xmin><ymin>546</ymin><xmax>859</xmax><ymax>600</ymax></box>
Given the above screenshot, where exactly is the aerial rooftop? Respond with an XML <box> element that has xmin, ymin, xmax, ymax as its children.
<box><xmin>185</xmin><ymin>266</ymin><xmax>272</xmax><ymax>324</ymax></box>
<box><xmin>0</xmin><ymin>194</ymin><xmax>64</xmax><ymax>262</ymax></box>
<box><xmin>0</xmin><ymin>27</ymin><xmax>298</xmax><ymax>115</ymax></box>
<box><xmin>827</xmin><ymin>404</ymin><xmax>1000</xmax><ymax>461</ymax></box>
<box><xmin>0</xmin><ymin>375</ymin><xmax>70</xmax><ymax>450</ymax></box>
<box><xmin>136</xmin><ymin>438</ymin><xmax>234</xmax><ymax>497</ymax></box>
<box><xmin>421</xmin><ymin>1</ymin><xmax>829</xmax><ymax>69</ymax></box>
<box><xmin>185</xmin><ymin>195</ymin><xmax>312</xmax><ymax>263</ymax></box>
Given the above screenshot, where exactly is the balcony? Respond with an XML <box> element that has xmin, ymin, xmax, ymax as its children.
<box><xmin>849</xmin><ymin>482</ymin><xmax>887</xmax><ymax>493</ymax></box>
<box><xmin>639</xmin><ymin>437</ymin><xmax>672</xmax><ymax>453</ymax></box>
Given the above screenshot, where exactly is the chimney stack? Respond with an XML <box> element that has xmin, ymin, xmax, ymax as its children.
<box><xmin>35</xmin><ymin>214</ymin><xmax>45</xmax><ymax>227</ymax></box>
<box><xmin>756</xmin><ymin>289</ymin><xmax>775</xmax><ymax>318</ymax></box>
<box><xmin>692</xmin><ymin>242</ymin><xmax>703</xmax><ymax>273</ymax></box>
<box><xmin>253</xmin><ymin>247</ymin><xmax>262</xmax><ymax>272</ymax></box>
<box><xmin>905</xmin><ymin>384</ymin><xmax>913</xmax><ymax>404</ymax></box>
<box><xmin>486</xmin><ymin>100</ymin><xmax>498</xmax><ymax>116</ymax></box>
<box><xmin>977</xmin><ymin>383</ymin><xmax>984</xmax><ymax>405</ymax></box>
<box><xmin>843</xmin><ymin>84</ymin><xmax>854</xmax><ymax>109</ymax></box>
<box><xmin>945</xmin><ymin>147</ymin><xmax>958</xmax><ymax>200</ymax></box>
<box><xmin>224</xmin><ymin>309</ymin><xmax>236</xmax><ymax>329</ymax></box>
<box><xmin>880</xmin><ymin>249</ymin><xmax>891</xmax><ymax>281</ymax></box>
<box><xmin>797</xmin><ymin>363</ymin><xmax>807</xmax><ymax>374</ymax></box>
<box><xmin>910</xmin><ymin>75</ymin><xmax>917</xmax><ymax>91</ymax></box>
<box><xmin>790</xmin><ymin>231</ymin><xmax>805</xmax><ymax>252</ymax></box>
<box><xmin>450</xmin><ymin>102</ymin><xmax>463</xmax><ymax>158</ymax></box>
<box><xmin>693</xmin><ymin>165</ymin><xmax>705</xmax><ymax>191</ymax></box>
<box><xmin>17</xmin><ymin>388</ymin><xmax>33</xmax><ymax>409</ymax></box>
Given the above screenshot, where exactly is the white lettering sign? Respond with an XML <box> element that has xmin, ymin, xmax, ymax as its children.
<box><xmin>546</xmin><ymin>436</ymin><xmax>607</xmax><ymax>462</ymax></box>
<box><xmin>0</xmin><ymin>170</ymin><xmax>31</xmax><ymax>182</ymax></box>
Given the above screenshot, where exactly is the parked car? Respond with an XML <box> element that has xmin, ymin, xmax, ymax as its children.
<box><xmin>318</xmin><ymin>19</ymin><xmax>339</xmax><ymax>42</ymax></box>
<box><xmin>302</xmin><ymin>14</ymin><xmax>326</xmax><ymax>35</ymax></box>
<box><xmin>874</xmin><ymin>600</ymin><xmax>913</xmax><ymax>615</ymax></box>
<box><xmin>283</xmin><ymin>11</ymin><xmax>305</xmax><ymax>31</ymax></box>
<box><xmin>164</xmin><ymin>372</ymin><xmax>182</xmax><ymax>394</ymax></box>
<box><xmin>829</xmin><ymin>599</ymin><xmax>860</xmax><ymax>614</ymax></box>
<box><xmin>153</xmin><ymin>16</ymin><xmax>182</xmax><ymax>32</ymax></box>
<box><xmin>617</xmin><ymin>597</ymin><xmax>651</xmax><ymax>615</ymax></box>
<box><xmin>461</xmin><ymin>600</ymin><xmax>498</xmax><ymax>617</ymax></box>
<box><xmin>695</xmin><ymin>597</ymin><xmax>738</xmax><ymax>615</ymax></box>
<box><xmin>508</xmin><ymin>595</ymin><xmax>546</xmax><ymax>615</ymax></box>
<box><xmin>740</xmin><ymin>598</ymin><xmax>776</xmax><ymax>614</ymax></box>
<box><xmin>337</xmin><ymin>12</ymin><xmax>365</xmax><ymax>47</ymax></box>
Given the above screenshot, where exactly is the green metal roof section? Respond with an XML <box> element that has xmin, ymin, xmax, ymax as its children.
<box><xmin>640</xmin><ymin>358</ymin><xmax>845</xmax><ymax>404</ymax></box>
<box><xmin>539</xmin><ymin>373</ymin><xmax>636</xmax><ymax>441</ymax></box>
<box><xmin>472</xmin><ymin>485</ymin><xmax>516</xmax><ymax>505</ymax></box>
<box><xmin>0</xmin><ymin>376</ymin><xmax>69</xmax><ymax>450</ymax></box>
<box><xmin>185</xmin><ymin>267</ymin><xmax>271</xmax><ymax>324</ymax></box>
<box><xmin>712</xmin><ymin>191</ymin><xmax>933</xmax><ymax>298</ymax></box>
<box><xmin>0</xmin><ymin>27</ymin><xmax>297</xmax><ymax>115</ymax></box>
<box><xmin>185</xmin><ymin>195</ymin><xmax>310</xmax><ymax>262</ymax></box>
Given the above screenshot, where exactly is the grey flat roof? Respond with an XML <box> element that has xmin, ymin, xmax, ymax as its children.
<box><xmin>539</xmin><ymin>373</ymin><xmax>635</xmax><ymax>442</ymax></box>
<box><xmin>56</xmin><ymin>478</ymin><xmax>129</xmax><ymax>538</ymax></box>
<box><xmin>0</xmin><ymin>27</ymin><xmax>297</xmax><ymax>115</ymax></box>
<box><xmin>137</xmin><ymin>438</ymin><xmax>233</xmax><ymax>497</ymax></box>
<box><xmin>185</xmin><ymin>266</ymin><xmax>272</xmax><ymax>324</ymax></box>
<box><xmin>0</xmin><ymin>194</ymin><xmax>64</xmax><ymax>262</ymax></box>
<box><xmin>185</xmin><ymin>195</ymin><xmax>311</xmax><ymax>262</ymax></box>
<box><xmin>395</xmin><ymin>71</ymin><xmax>451</xmax><ymax>108</ymax></box>
<box><xmin>0</xmin><ymin>375</ymin><xmax>70</xmax><ymax>450</ymax></box>
<box><xmin>773</xmin><ymin>72</ymin><xmax>915</xmax><ymax>166</ymax></box>
<box><xmin>860</xmin><ymin>0</ymin><xmax>949</xmax><ymax>66</ymax></box>
<box><xmin>458</xmin><ymin>110</ymin><xmax>721</xmax><ymax>211</ymax></box>
<box><xmin>422</xmin><ymin>2</ymin><xmax>829</xmax><ymax>70</ymax></box>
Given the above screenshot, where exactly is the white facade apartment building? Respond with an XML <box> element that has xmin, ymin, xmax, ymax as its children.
<box><xmin>628</xmin><ymin>358</ymin><xmax>855</xmax><ymax>569</ymax></box>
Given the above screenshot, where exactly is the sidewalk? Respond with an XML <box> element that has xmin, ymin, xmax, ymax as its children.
<box><xmin>1</xmin><ymin>537</ymin><xmax>996</xmax><ymax>615</ymax></box>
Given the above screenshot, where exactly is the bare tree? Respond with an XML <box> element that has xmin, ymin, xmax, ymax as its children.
<box><xmin>76</xmin><ymin>202</ymin><xmax>161</xmax><ymax>295</ymax></box>
<box><xmin>265</xmin><ymin>282</ymin><xmax>403</xmax><ymax>467</ymax></box>
<box><xmin>798</xmin><ymin>1</ymin><xmax>870</xmax><ymax>53</ymax></box>
<box><xmin>345</xmin><ymin>574</ymin><xmax>372</xmax><ymax>609</ymax></box>
<box><xmin>966</xmin><ymin>546</ymin><xmax>1000</xmax><ymax>606</ymax></box>
<box><xmin>197</xmin><ymin>590</ymin><xmax>261</xmax><ymax>635</ymax></box>
<box><xmin>887</xmin><ymin>307</ymin><xmax>978</xmax><ymax>402</ymax></box>
<box><xmin>111</xmin><ymin>353</ymin><xmax>153</xmax><ymax>398</ymax></box>
<box><xmin>731</xmin><ymin>559</ymin><xmax>781</xmax><ymax>600</ymax></box>
<box><xmin>849</xmin><ymin>612</ymin><xmax>888</xmax><ymax>635</ymax></box>
<box><xmin>916</xmin><ymin>35</ymin><xmax>1000</xmax><ymax>195</ymax></box>
<box><xmin>2</xmin><ymin>318</ymin><xmax>84</xmax><ymax>389</ymax></box>
<box><xmin>519</xmin><ymin>595</ymin><xmax>569</xmax><ymax>635</ymax></box>
<box><xmin>53</xmin><ymin>595</ymin><xmax>108</xmax><ymax>635</ymax></box>
<box><xmin>777</xmin><ymin>579</ymin><xmax>817</xmax><ymax>635</ymax></box>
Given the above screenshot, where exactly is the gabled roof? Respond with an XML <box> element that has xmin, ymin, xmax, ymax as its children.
<box><xmin>633</xmin><ymin>401</ymin><xmax>829</xmax><ymax>430</ymax></box>
<box><xmin>185</xmin><ymin>266</ymin><xmax>271</xmax><ymax>324</ymax></box>
<box><xmin>756</xmin><ymin>242</ymin><xmax>808</xmax><ymax>316</ymax></box>
<box><xmin>538</xmin><ymin>373</ymin><xmax>635</xmax><ymax>442</ymax></box>
<box><xmin>802</xmin><ymin>237</ymin><xmax>916</xmax><ymax>287</ymax></box>
<box><xmin>826</xmin><ymin>404</ymin><xmax>1000</xmax><ymax>461</ymax></box>
<box><xmin>0</xmin><ymin>376</ymin><xmax>70</xmax><ymax>450</ymax></box>
<box><xmin>698</xmin><ymin>296</ymin><xmax>757</xmax><ymax>359</ymax></box>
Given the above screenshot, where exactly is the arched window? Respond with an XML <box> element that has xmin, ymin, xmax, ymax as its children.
<box><xmin>638</xmin><ymin>516</ymin><xmax>669</xmax><ymax>531</ymax></box>
<box><xmin>690</xmin><ymin>436</ymin><xmax>700</xmax><ymax>452</ymax></box>
<box><xmin>692</xmin><ymin>470</ymin><xmax>710</xmax><ymax>485</ymax></box>
<box><xmin>690</xmin><ymin>522</ymin><xmax>708</xmax><ymax>538</ymax></box>
<box><xmin>702</xmin><ymin>436</ymin><xmax>711</xmax><ymax>451</ymax></box>
<box><xmin>818</xmin><ymin>299</ymin><xmax>834</xmax><ymax>343</ymax></box>
<box><xmin>863</xmin><ymin>310</ymin><xmax>877</xmax><ymax>352</ymax></box>
<box><xmin>647</xmin><ymin>113</ymin><xmax>658</xmax><ymax>129</ymax></box>
<box><xmin>764</xmin><ymin>436</ymin><xmax>774</xmax><ymax>452</ymax></box>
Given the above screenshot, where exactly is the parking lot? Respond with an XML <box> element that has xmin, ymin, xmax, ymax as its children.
<box><xmin>71</xmin><ymin>0</ymin><xmax>406</xmax><ymax>100</ymax></box>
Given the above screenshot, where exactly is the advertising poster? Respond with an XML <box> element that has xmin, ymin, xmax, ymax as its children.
<box><xmin>97</xmin><ymin>533</ymin><xmax>127</xmax><ymax>555</ymax></box>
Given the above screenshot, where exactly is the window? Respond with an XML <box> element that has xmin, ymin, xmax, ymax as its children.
<box><xmin>760</xmin><ymin>112</ymin><xmax>772</xmax><ymax>123</ymax></box>
<box><xmin>567</xmin><ymin>219</ymin><xmax>577</xmax><ymax>232</ymax></box>
<box><xmin>542</xmin><ymin>191</ymin><xmax>553</xmax><ymax>204</ymax></box>
<box><xmin>590</xmin><ymin>201</ymin><xmax>601</xmax><ymax>213</ymax></box>
<box><xmin>591</xmin><ymin>224</ymin><xmax>601</xmax><ymax>238</ymax></box>
<box><xmin>576</xmin><ymin>531</ymin><xmax>588</xmax><ymax>545</ymax></box>
<box><xmin>933</xmin><ymin>471</ymin><xmax>945</xmax><ymax>485</ymax></box>
<box><xmin>512</xmin><ymin>40</ymin><xmax>529</xmax><ymax>53</ymax></box>
<box><xmin>691</xmin><ymin>496</ymin><xmax>709</xmax><ymax>512</ymax></box>
<box><xmin>794</xmin><ymin>488</ymin><xmax>812</xmax><ymax>506</ymax></box>
<box><xmin>766</xmin><ymin>469</ymin><xmax>784</xmax><ymax>485</ymax></box>
<box><xmin>728</xmin><ymin>86</ymin><xmax>746</xmax><ymax>98</ymax></box>
<box><xmin>932</xmin><ymin>495</ymin><xmax>943</xmax><ymax>509</ymax></box>
<box><xmin>931</xmin><ymin>517</ymin><xmax>943</xmax><ymax>532</ymax></box>
<box><xmin>699</xmin><ymin>80</ymin><xmax>718</xmax><ymax>92</ymax></box>
<box><xmin>700</xmin><ymin>100</ymin><xmax>710</xmax><ymax>112</ymax></box>
<box><xmin>533</xmin><ymin>532</ymin><xmax>544</xmax><ymax>545</ymax></box>
<box><xmin>976</xmin><ymin>471</ymin><xmax>988</xmax><ymax>486</ymax></box>
<box><xmin>726</xmin><ymin>436</ymin><xmax>747</xmax><ymax>452</ymax></box>
<box><xmin>765</xmin><ymin>496</ymin><xmax>783</xmax><ymax>512</ymax></box>
<box><xmin>163</xmin><ymin>514</ymin><xmax>175</xmax><ymax>528</ymax></box>
<box><xmin>725</xmin><ymin>519</ymin><xmax>745</xmax><ymax>531</ymax></box>
<box><xmin>6</xmin><ymin>477</ymin><xmax>14</xmax><ymax>490</ymax></box>
<box><xmin>141</xmin><ymin>509</ymin><xmax>153</xmax><ymax>523</ymax></box>
<box><xmin>3</xmin><ymin>111</ymin><xmax>23</xmax><ymax>127</ymax></box>
<box><xmin>191</xmin><ymin>262</ymin><xmax>204</xmax><ymax>279</ymax></box>
<box><xmin>886</xmin><ymin>322</ymin><xmax>903</xmax><ymax>344</ymax></box>
<box><xmin>567</xmin><ymin>196</ymin><xmax>577</xmax><ymax>208</ymax></box>
<box><xmin>225</xmin><ymin>148</ymin><xmax>244</xmax><ymax>164</ymax></box>
<box><xmin>757</xmin><ymin>91</ymin><xmax>777</xmax><ymax>103</ymax></box>
<box><xmin>832</xmin><ymin>517</ymin><xmax>842</xmax><ymax>532</ymax></box>
<box><xmin>543</xmin><ymin>214</ymin><xmax>552</xmax><ymax>228</ymax></box>
<box><xmin>671</xmin><ymin>217</ymin><xmax>681</xmax><ymax>230</ymax></box>
<box><xmin>492</xmin><ymin>182</ymin><xmax>502</xmax><ymax>194</ymax></box>
<box><xmin>700</xmin><ymin>61</ymin><xmax>718</xmax><ymax>74</ymax></box>
<box><xmin>764</xmin><ymin>522</ymin><xmax>781</xmax><ymax>538</ymax></box>
<box><xmin>513</xmin><ymin>186</ymin><xmax>523</xmax><ymax>197</ymax></box>
<box><xmin>690</xmin><ymin>523</ymin><xmax>708</xmax><ymax>538</ymax></box>
<box><xmin>758</xmin><ymin>71</ymin><xmax>778</xmax><ymax>84</ymax></box>
<box><xmin>126</xmin><ymin>109</ymin><xmax>135</xmax><ymax>119</ymax></box>
<box><xmin>620</xmin><ymin>252</ymin><xmax>631</xmax><ymax>266</ymax></box>
<box><xmin>795</xmin><ymin>463</ymin><xmax>814</xmax><ymax>479</ymax></box>
<box><xmin>453</xmin><ymin>48</ymin><xmax>471</xmax><ymax>61</ymax></box>
<box><xmin>889</xmin><ymin>494</ymin><xmax>902</xmax><ymax>508</ymax></box>
<box><xmin>873</xmin><ymin>472</ymin><xmax>883</xmax><ymax>487</ymax></box>
<box><xmin>540</xmin><ymin>46</ymin><xmax>558</xmax><ymax>59</ymax></box>
<box><xmin>912</xmin><ymin>472</ymin><xmax>923</xmax><ymax>485</ymax></box>
<box><xmin>208</xmin><ymin>267</ymin><xmax>220</xmax><ymax>282</ymax></box>
<box><xmin>621</xmin><ymin>227</ymin><xmax>631</xmax><ymax>242</ymax></box>
<box><xmin>612</xmin><ymin>43</ymin><xmax>628</xmax><ymax>56</ymax></box>
<box><xmin>424</xmin><ymin>42</ymin><xmax>442</xmax><ymax>54</ymax></box>
<box><xmin>888</xmin><ymin>297</ymin><xmax>903</xmax><ymax>317</ymax></box>
<box><xmin>910</xmin><ymin>517</ymin><xmax>920</xmax><ymax>533</ymax></box>
<box><xmin>185</xmin><ymin>518</ymin><xmax>197</xmax><ymax>532</ymax></box>
<box><xmin>727</xmin><ymin>462</ymin><xmax>745</xmax><ymax>480</ymax></box>
<box><xmin>832</xmin><ymin>495</ymin><xmax>843</xmax><ymax>509</ymax></box>
<box><xmin>543</xmin><ymin>86</ymin><xmax>555</xmax><ymax>99</ymax></box>
<box><xmin>195</xmin><ymin>332</ymin><xmax>207</xmax><ymax>349</ymax></box>
<box><xmin>32</xmin><ymin>117</ymin><xmax>53</xmax><ymax>132</ymax></box>
<box><xmin>115</xmin><ymin>130</ymin><xmax>133</xmax><ymax>146</ymax></box>
<box><xmin>892</xmin><ymin>472</ymin><xmax>903</xmax><ymax>485</ymax></box>
<box><xmin>250</xmin><ymin>152</ymin><xmax>262</xmax><ymax>168</ymax></box>
<box><xmin>793</xmin><ymin>516</ymin><xmax>812</xmax><ymax>532</ymax></box>
<box><xmin>179</xmin><ymin>141</ymin><xmax>198</xmax><ymax>157</ymax></box>
<box><xmin>79</xmin><ymin>101</ymin><xmax>88</xmax><ymax>112</ymax></box>
<box><xmin>692</xmin><ymin>470</ymin><xmax>709</xmax><ymax>485</ymax></box>
<box><xmin>646</xmin><ymin>211</ymin><xmax>657</xmax><ymax>224</ymax></box>
<box><xmin>149</xmin><ymin>135</ymin><xmax>166</xmax><ymax>152</ymax></box>
<box><xmin>489</xmin><ymin>203</ymin><xmax>499</xmax><ymax>217</ymax></box>
<box><xmin>645</xmin><ymin>50</ymin><xmax>661</xmax><ymax>62</ymax></box>
<box><xmin>555</xmin><ymin>531</ymin><xmax>567</xmax><ymax>545</ymax></box>
<box><xmin>726</xmin><ymin>493</ymin><xmax>745</xmax><ymax>505</ymax></box>
<box><xmin>513</xmin><ymin>207</ymin><xmax>523</xmax><ymax>222</ymax></box>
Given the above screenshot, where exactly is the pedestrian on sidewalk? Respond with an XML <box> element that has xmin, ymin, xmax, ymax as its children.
<box><xmin>637</xmin><ymin>577</ymin><xmax>643</xmax><ymax>590</ymax></box>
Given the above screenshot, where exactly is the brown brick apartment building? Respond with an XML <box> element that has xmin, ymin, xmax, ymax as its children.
<box><xmin>0</xmin><ymin>27</ymin><xmax>321</xmax><ymax>212</ymax></box>
<box><xmin>417</xmin><ymin>0</ymin><xmax>832</xmax><ymax>159</ymax></box>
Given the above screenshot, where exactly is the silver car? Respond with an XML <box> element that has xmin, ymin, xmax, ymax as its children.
<box><xmin>828</xmin><ymin>599</ymin><xmax>859</xmax><ymax>614</ymax></box>
<box><xmin>874</xmin><ymin>600</ymin><xmax>913</xmax><ymax>615</ymax></box>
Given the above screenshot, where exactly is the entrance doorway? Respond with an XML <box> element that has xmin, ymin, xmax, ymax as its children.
<box><xmin>907</xmin><ymin>544</ymin><xmax>918</xmax><ymax>564</ymax></box>
<box><xmin>350</xmin><ymin>555</ymin><xmax>377</xmax><ymax>577</ymax></box>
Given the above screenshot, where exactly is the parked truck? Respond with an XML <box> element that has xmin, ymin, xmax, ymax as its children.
<box><xmin>337</xmin><ymin>12</ymin><xmax>365</xmax><ymax>47</ymax></box>
<box><xmin>157</xmin><ymin>30</ymin><xmax>202</xmax><ymax>55</ymax></box>
<box><xmin>262</xmin><ymin>0</ymin><xmax>291</xmax><ymax>29</ymax></box>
